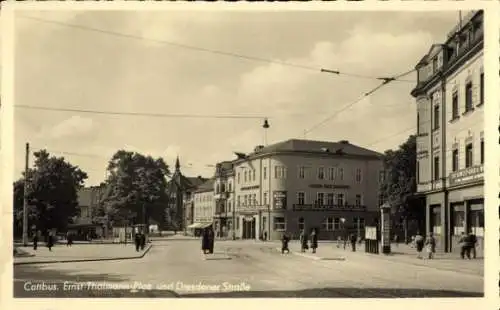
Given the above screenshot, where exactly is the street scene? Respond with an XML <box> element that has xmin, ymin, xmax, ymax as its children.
<box><xmin>11</xmin><ymin>9</ymin><xmax>484</xmax><ymax>298</ymax></box>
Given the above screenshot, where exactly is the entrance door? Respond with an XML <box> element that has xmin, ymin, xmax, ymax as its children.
<box><xmin>242</xmin><ymin>218</ymin><xmax>256</xmax><ymax>239</ymax></box>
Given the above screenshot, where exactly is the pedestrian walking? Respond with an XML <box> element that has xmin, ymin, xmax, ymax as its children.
<box><xmin>393</xmin><ymin>234</ymin><xmax>399</xmax><ymax>247</ymax></box>
<box><xmin>343</xmin><ymin>233</ymin><xmax>348</xmax><ymax>250</ymax></box>
<box><xmin>263</xmin><ymin>231</ymin><xmax>268</xmax><ymax>241</ymax></box>
<box><xmin>468</xmin><ymin>231</ymin><xmax>477</xmax><ymax>259</ymax></box>
<box><xmin>66</xmin><ymin>231</ymin><xmax>74</xmax><ymax>247</ymax></box>
<box><xmin>140</xmin><ymin>233</ymin><xmax>146</xmax><ymax>250</ymax></box>
<box><xmin>33</xmin><ymin>233</ymin><xmax>38</xmax><ymax>251</ymax></box>
<box><xmin>459</xmin><ymin>232</ymin><xmax>471</xmax><ymax>259</ymax></box>
<box><xmin>201</xmin><ymin>228</ymin><xmax>209</xmax><ymax>254</ymax></box>
<box><xmin>310</xmin><ymin>229</ymin><xmax>318</xmax><ymax>254</ymax></box>
<box><xmin>134</xmin><ymin>232</ymin><xmax>141</xmax><ymax>252</ymax></box>
<box><xmin>299</xmin><ymin>230</ymin><xmax>308</xmax><ymax>253</ymax></box>
<box><xmin>208</xmin><ymin>227</ymin><xmax>215</xmax><ymax>254</ymax></box>
<box><xmin>46</xmin><ymin>232</ymin><xmax>54</xmax><ymax>252</ymax></box>
<box><xmin>350</xmin><ymin>234</ymin><xmax>357</xmax><ymax>252</ymax></box>
<box><xmin>414</xmin><ymin>231</ymin><xmax>424</xmax><ymax>259</ymax></box>
<box><xmin>424</xmin><ymin>232</ymin><xmax>436</xmax><ymax>259</ymax></box>
<box><xmin>281</xmin><ymin>233</ymin><xmax>290</xmax><ymax>254</ymax></box>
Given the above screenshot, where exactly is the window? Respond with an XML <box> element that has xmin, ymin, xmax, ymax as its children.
<box><xmin>358</xmin><ymin>218</ymin><xmax>365</xmax><ymax>229</ymax></box>
<box><xmin>252</xmin><ymin>170</ymin><xmax>256</xmax><ymax>181</ymax></box>
<box><xmin>452</xmin><ymin>91</ymin><xmax>459</xmax><ymax>119</ymax></box>
<box><xmin>355</xmin><ymin>194</ymin><xmax>362</xmax><ymax>206</ymax></box>
<box><xmin>298</xmin><ymin>166</ymin><xmax>305</xmax><ymax>179</ymax></box>
<box><xmin>273</xmin><ymin>217</ymin><xmax>286</xmax><ymax>231</ymax></box>
<box><xmin>216</xmin><ymin>183</ymin><xmax>220</xmax><ymax>194</ymax></box>
<box><xmin>274</xmin><ymin>166</ymin><xmax>287</xmax><ymax>179</ymax></box>
<box><xmin>355</xmin><ymin>168</ymin><xmax>362</xmax><ymax>183</ymax></box>
<box><xmin>334</xmin><ymin>218</ymin><xmax>341</xmax><ymax>230</ymax></box>
<box><xmin>465</xmin><ymin>82</ymin><xmax>473</xmax><ymax>112</ymax></box>
<box><xmin>433</xmin><ymin>105</ymin><xmax>440</xmax><ymax>130</ymax></box>
<box><xmin>323</xmin><ymin>217</ymin><xmax>334</xmax><ymax>231</ymax></box>
<box><xmin>253</xmin><ymin>193</ymin><xmax>258</xmax><ymax>205</ymax></box>
<box><xmin>263</xmin><ymin>167</ymin><xmax>267</xmax><ymax>179</ymax></box>
<box><xmin>452</xmin><ymin>149</ymin><xmax>459</xmax><ymax>172</ymax></box>
<box><xmin>465</xmin><ymin>143</ymin><xmax>473</xmax><ymax>168</ymax></box>
<box><xmin>264</xmin><ymin>192</ymin><xmax>268</xmax><ymax>205</ymax></box>
<box><xmin>338</xmin><ymin>168</ymin><xmax>344</xmax><ymax>181</ymax></box>
<box><xmin>237</xmin><ymin>196</ymin><xmax>240</xmax><ymax>206</ymax></box>
<box><xmin>297</xmin><ymin>192</ymin><xmax>305</xmax><ymax>205</ymax></box>
<box><xmin>228</xmin><ymin>182</ymin><xmax>232</xmax><ymax>192</ymax></box>
<box><xmin>318</xmin><ymin>167</ymin><xmax>325</xmax><ymax>180</ymax></box>
<box><xmin>336</xmin><ymin>193</ymin><xmax>345</xmax><ymax>206</ymax></box>
<box><xmin>237</xmin><ymin>173</ymin><xmax>240</xmax><ymax>184</ymax></box>
<box><xmin>327</xmin><ymin>193</ymin><xmax>334</xmax><ymax>205</ymax></box>
<box><xmin>479</xmin><ymin>72</ymin><xmax>484</xmax><ymax>105</ymax></box>
<box><xmin>328</xmin><ymin>167</ymin><xmax>336</xmax><ymax>181</ymax></box>
<box><xmin>244</xmin><ymin>195</ymin><xmax>248</xmax><ymax>206</ymax></box>
<box><xmin>228</xmin><ymin>201</ymin><xmax>232</xmax><ymax>213</ymax></box>
<box><xmin>317</xmin><ymin>193</ymin><xmax>324</xmax><ymax>206</ymax></box>
<box><xmin>433</xmin><ymin>156</ymin><xmax>440</xmax><ymax>180</ymax></box>
<box><xmin>298</xmin><ymin>218</ymin><xmax>305</xmax><ymax>231</ymax></box>
<box><xmin>480</xmin><ymin>139</ymin><xmax>484</xmax><ymax>164</ymax></box>
<box><xmin>244</xmin><ymin>171</ymin><xmax>247</xmax><ymax>182</ymax></box>
<box><xmin>432</xmin><ymin>57</ymin><xmax>438</xmax><ymax>72</ymax></box>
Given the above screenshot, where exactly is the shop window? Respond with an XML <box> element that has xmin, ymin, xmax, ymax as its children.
<box><xmin>469</xmin><ymin>207</ymin><xmax>484</xmax><ymax>237</ymax></box>
<box><xmin>273</xmin><ymin>217</ymin><xmax>286</xmax><ymax>231</ymax></box>
<box><xmin>298</xmin><ymin>218</ymin><xmax>305</xmax><ymax>231</ymax></box>
<box><xmin>322</xmin><ymin>217</ymin><xmax>334</xmax><ymax>231</ymax></box>
<box><xmin>431</xmin><ymin>205</ymin><xmax>442</xmax><ymax>235</ymax></box>
<box><xmin>452</xmin><ymin>205</ymin><xmax>465</xmax><ymax>235</ymax></box>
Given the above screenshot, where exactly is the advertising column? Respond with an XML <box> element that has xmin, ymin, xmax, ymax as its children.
<box><xmin>380</xmin><ymin>203</ymin><xmax>391</xmax><ymax>254</ymax></box>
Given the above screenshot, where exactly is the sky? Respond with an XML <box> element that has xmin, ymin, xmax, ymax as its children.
<box><xmin>12</xmin><ymin>10</ymin><xmax>460</xmax><ymax>186</ymax></box>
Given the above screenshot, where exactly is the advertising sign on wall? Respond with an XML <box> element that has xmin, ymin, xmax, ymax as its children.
<box><xmin>273</xmin><ymin>191</ymin><xmax>287</xmax><ymax>210</ymax></box>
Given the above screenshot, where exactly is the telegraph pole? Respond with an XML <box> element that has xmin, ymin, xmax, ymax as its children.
<box><xmin>22</xmin><ymin>142</ymin><xmax>30</xmax><ymax>246</ymax></box>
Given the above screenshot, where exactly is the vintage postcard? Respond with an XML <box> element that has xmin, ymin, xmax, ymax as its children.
<box><xmin>1</xmin><ymin>1</ymin><xmax>498</xmax><ymax>309</ymax></box>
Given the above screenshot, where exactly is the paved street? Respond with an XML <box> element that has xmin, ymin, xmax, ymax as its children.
<box><xmin>13</xmin><ymin>238</ymin><xmax>483</xmax><ymax>298</ymax></box>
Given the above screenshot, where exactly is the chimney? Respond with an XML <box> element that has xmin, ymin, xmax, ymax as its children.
<box><xmin>339</xmin><ymin>140</ymin><xmax>349</xmax><ymax>144</ymax></box>
<box><xmin>254</xmin><ymin>145</ymin><xmax>265</xmax><ymax>153</ymax></box>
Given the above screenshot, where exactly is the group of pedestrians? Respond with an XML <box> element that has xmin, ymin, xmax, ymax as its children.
<box><xmin>32</xmin><ymin>230</ymin><xmax>55</xmax><ymax>251</ymax></box>
<box><xmin>336</xmin><ymin>233</ymin><xmax>359</xmax><ymax>252</ymax></box>
<box><xmin>458</xmin><ymin>231</ymin><xmax>478</xmax><ymax>259</ymax></box>
<box><xmin>413</xmin><ymin>231</ymin><xmax>436</xmax><ymax>259</ymax></box>
<box><xmin>412</xmin><ymin>230</ymin><xmax>478</xmax><ymax>259</ymax></box>
<box><xmin>299</xmin><ymin>229</ymin><xmax>319</xmax><ymax>253</ymax></box>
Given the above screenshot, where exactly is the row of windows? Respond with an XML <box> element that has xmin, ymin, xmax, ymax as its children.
<box><xmin>427</xmin><ymin>73</ymin><xmax>483</xmax><ymax>132</ymax></box>
<box><xmin>273</xmin><ymin>216</ymin><xmax>365</xmax><ymax>231</ymax></box>
<box><xmin>194</xmin><ymin>195</ymin><xmax>213</xmax><ymax>202</ymax></box>
<box><xmin>236</xmin><ymin>165</ymin><xmax>374</xmax><ymax>184</ymax></box>
<box><xmin>418</xmin><ymin>138</ymin><xmax>484</xmax><ymax>182</ymax></box>
<box><xmin>297</xmin><ymin>192</ymin><xmax>362</xmax><ymax>206</ymax></box>
<box><xmin>215</xmin><ymin>182</ymin><xmax>233</xmax><ymax>194</ymax></box>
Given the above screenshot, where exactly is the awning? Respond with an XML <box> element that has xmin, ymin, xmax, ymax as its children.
<box><xmin>187</xmin><ymin>223</ymin><xmax>200</xmax><ymax>229</ymax></box>
<box><xmin>187</xmin><ymin>222</ymin><xmax>213</xmax><ymax>229</ymax></box>
<box><xmin>199</xmin><ymin>222</ymin><xmax>213</xmax><ymax>229</ymax></box>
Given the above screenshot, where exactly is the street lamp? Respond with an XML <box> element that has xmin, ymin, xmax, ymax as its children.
<box><xmin>263</xmin><ymin>118</ymin><xmax>270</xmax><ymax>146</ymax></box>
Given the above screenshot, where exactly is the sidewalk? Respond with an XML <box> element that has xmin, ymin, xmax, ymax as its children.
<box><xmin>275</xmin><ymin>241</ymin><xmax>483</xmax><ymax>277</ymax></box>
<box><xmin>13</xmin><ymin>243</ymin><xmax>152</xmax><ymax>265</ymax></box>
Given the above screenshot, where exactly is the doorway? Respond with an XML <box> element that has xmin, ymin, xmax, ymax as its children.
<box><xmin>242</xmin><ymin>217</ymin><xmax>256</xmax><ymax>239</ymax></box>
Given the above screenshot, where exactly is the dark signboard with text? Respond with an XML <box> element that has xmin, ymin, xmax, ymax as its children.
<box><xmin>449</xmin><ymin>165</ymin><xmax>483</xmax><ymax>187</ymax></box>
<box><xmin>273</xmin><ymin>191</ymin><xmax>287</xmax><ymax>210</ymax></box>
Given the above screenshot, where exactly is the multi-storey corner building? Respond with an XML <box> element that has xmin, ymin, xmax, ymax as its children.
<box><xmin>232</xmin><ymin>139</ymin><xmax>384</xmax><ymax>241</ymax></box>
<box><xmin>212</xmin><ymin>161</ymin><xmax>236</xmax><ymax>238</ymax></box>
<box><xmin>189</xmin><ymin>178</ymin><xmax>216</xmax><ymax>234</ymax></box>
<box><xmin>411</xmin><ymin>10</ymin><xmax>484</xmax><ymax>254</ymax></box>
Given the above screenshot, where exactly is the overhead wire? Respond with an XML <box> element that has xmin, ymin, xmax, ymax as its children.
<box><xmin>18</xmin><ymin>14</ymin><xmax>414</xmax><ymax>83</ymax></box>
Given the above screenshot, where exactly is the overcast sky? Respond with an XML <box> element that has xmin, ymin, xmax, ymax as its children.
<box><xmin>13</xmin><ymin>10</ymin><xmax>460</xmax><ymax>186</ymax></box>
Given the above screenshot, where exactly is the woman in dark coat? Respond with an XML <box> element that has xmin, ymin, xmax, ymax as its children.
<box><xmin>310</xmin><ymin>229</ymin><xmax>318</xmax><ymax>253</ymax></box>
<box><xmin>46</xmin><ymin>232</ymin><xmax>54</xmax><ymax>251</ymax></box>
<box><xmin>208</xmin><ymin>227</ymin><xmax>215</xmax><ymax>254</ymax></box>
<box><xmin>201</xmin><ymin>228</ymin><xmax>209</xmax><ymax>254</ymax></box>
<box><xmin>300</xmin><ymin>230</ymin><xmax>308</xmax><ymax>252</ymax></box>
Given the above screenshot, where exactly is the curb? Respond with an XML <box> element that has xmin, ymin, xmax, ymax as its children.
<box><xmin>13</xmin><ymin>244</ymin><xmax>153</xmax><ymax>266</ymax></box>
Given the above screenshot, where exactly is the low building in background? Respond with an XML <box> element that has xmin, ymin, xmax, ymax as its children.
<box><xmin>213</xmin><ymin>160</ymin><xmax>236</xmax><ymax>238</ymax></box>
<box><xmin>232</xmin><ymin>139</ymin><xmax>384</xmax><ymax>241</ymax></box>
<box><xmin>71</xmin><ymin>184</ymin><xmax>106</xmax><ymax>240</ymax></box>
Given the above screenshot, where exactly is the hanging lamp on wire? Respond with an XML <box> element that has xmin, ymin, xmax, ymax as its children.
<box><xmin>262</xmin><ymin>118</ymin><xmax>270</xmax><ymax>146</ymax></box>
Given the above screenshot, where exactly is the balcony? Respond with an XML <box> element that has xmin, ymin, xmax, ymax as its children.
<box><xmin>448</xmin><ymin>165</ymin><xmax>484</xmax><ymax>187</ymax></box>
<box><xmin>292</xmin><ymin>204</ymin><xmax>367</xmax><ymax>212</ymax></box>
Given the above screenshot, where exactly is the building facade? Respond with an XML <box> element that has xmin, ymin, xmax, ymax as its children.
<box><xmin>411</xmin><ymin>10</ymin><xmax>484</xmax><ymax>254</ymax></box>
<box><xmin>166</xmin><ymin>157</ymin><xmax>208</xmax><ymax>232</ymax></box>
<box><xmin>232</xmin><ymin>139</ymin><xmax>384</xmax><ymax>241</ymax></box>
<box><xmin>213</xmin><ymin>161</ymin><xmax>236</xmax><ymax>238</ymax></box>
<box><xmin>71</xmin><ymin>185</ymin><xmax>107</xmax><ymax>239</ymax></box>
<box><xmin>190</xmin><ymin>178</ymin><xmax>216</xmax><ymax>234</ymax></box>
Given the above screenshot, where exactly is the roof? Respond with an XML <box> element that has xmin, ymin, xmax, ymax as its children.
<box><xmin>167</xmin><ymin>172</ymin><xmax>208</xmax><ymax>192</ymax></box>
<box><xmin>194</xmin><ymin>178</ymin><xmax>215</xmax><ymax>193</ymax></box>
<box><xmin>243</xmin><ymin>139</ymin><xmax>383</xmax><ymax>159</ymax></box>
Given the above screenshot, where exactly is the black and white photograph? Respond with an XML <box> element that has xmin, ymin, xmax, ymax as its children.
<box><xmin>5</xmin><ymin>5</ymin><xmax>492</xmax><ymax>300</ymax></box>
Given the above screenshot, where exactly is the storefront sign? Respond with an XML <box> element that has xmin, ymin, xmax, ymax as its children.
<box><xmin>365</xmin><ymin>226</ymin><xmax>377</xmax><ymax>240</ymax></box>
<box><xmin>293</xmin><ymin>204</ymin><xmax>366</xmax><ymax>211</ymax></box>
<box><xmin>273</xmin><ymin>191</ymin><xmax>287</xmax><ymax>210</ymax></box>
<box><xmin>309</xmin><ymin>184</ymin><xmax>350</xmax><ymax>189</ymax></box>
<box><xmin>449</xmin><ymin>165</ymin><xmax>484</xmax><ymax>186</ymax></box>
<box><xmin>240</xmin><ymin>185</ymin><xmax>260</xmax><ymax>191</ymax></box>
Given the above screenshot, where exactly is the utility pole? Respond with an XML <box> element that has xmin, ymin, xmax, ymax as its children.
<box><xmin>22</xmin><ymin>142</ymin><xmax>30</xmax><ymax>246</ymax></box>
